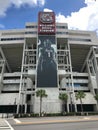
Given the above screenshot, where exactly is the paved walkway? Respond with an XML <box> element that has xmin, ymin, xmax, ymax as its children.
<box><xmin>0</xmin><ymin>118</ymin><xmax>14</xmax><ymax>130</ymax></box>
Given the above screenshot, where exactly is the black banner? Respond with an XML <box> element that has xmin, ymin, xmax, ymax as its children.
<box><xmin>37</xmin><ymin>35</ymin><xmax>58</xmax><ymax>87</ymax></box>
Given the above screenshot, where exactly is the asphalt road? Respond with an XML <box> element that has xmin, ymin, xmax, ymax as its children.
<box><xmin>12</xmin><ymin>121</ymin><xmax>98</xmax><ymax>130</ymax></box>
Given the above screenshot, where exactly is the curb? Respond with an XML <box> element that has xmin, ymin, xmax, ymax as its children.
<box><xmin>15</xmin><ymin>117</ymin><xmax>98</xmax><ymax>125</ymax></box>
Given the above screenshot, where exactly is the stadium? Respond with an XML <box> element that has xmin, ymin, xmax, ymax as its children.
<box><xmin>0</xmin><ymin>11</ymin><xmax>98</xmax><ymax>114</ymax></box>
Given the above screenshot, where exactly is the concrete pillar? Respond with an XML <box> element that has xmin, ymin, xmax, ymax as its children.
<box><xmin>67</xmin><ymin>103</ymin><xmax>69</xmax><ymax>113</ymax></box>
<box><xmin>25</xmin><ymin>104</ymin><xmax>27</xmax><ymax>114</ymax></box>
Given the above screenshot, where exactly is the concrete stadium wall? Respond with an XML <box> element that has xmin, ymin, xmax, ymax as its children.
<box><xmin>0</xmin><ymin>93</ymin><xmax>18</xmax><ymax>105</ymax></box>
<box><xmin>33</xmin><ymin>88</ymin><xmax>61</xmax><ymax>113</ymax></box>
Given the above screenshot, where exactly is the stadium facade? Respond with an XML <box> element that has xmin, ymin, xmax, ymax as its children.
<box><xmin>0</xmin><ymin>12</ymin><xmax>98</xmax><ymax>114</ymax></box>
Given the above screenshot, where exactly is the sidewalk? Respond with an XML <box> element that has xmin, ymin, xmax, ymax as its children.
<box><xmin>14</xmin><ymin>115</ymin><xmax>98</xmax><ymax>125</ymax></box>
<box><xmin>0</xmin><ymin>118</ymin><xmax>13</xmax><ymax>130</ymax></box>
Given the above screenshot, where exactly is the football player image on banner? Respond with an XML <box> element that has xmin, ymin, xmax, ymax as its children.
<box><xmin>37</xmin><ymin>35</ymin><xmax>58</xmax><ymax>87</ymax></box>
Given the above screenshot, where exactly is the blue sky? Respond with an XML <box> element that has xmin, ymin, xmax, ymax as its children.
<box><xmin>0</xmin><ymin>0</ymin><xmax>98</xmax><ymax>34</ymax></box>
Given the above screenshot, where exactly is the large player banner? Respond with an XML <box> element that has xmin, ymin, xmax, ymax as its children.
<box><xmin>37</xmin><ymin>35</ymin><xmax>58</xmax><ymax>87</ymax></box>
<box><xmin>37</xmin><ymin>12</ymin><xmax>58</xmax><ymax>88</ymax></box>
<box><xmin>37</xmin><ymin>35</ymin><xmax>57</xmax><ymax>87</ymax></box>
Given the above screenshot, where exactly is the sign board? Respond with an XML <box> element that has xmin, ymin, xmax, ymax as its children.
<box><xmin>38</xmin><ymin>12</ymin><xmax>56</xmax><ymax>35</ymax></box>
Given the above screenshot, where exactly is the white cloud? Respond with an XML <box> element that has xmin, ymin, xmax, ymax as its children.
<box><xmin>10</xmin><ymin>0</ymin><xmax>45</xmax><ymax>8</ymax></box>
<box><xmin>56</xmin><ymin>0</ymin><xmax>98</xmax><ymax>32</ymax></box>
<box><xmin>0</xmin><ymin>0</ymin><xmax>45</xmax><ymax>17</ymax></box>
<box><xmin>43</xmin><ymin>8</ymin><xmax>53</xmax><ymax>12</ymax></box>
<box><xmin>0</xmin><ymin>0</ymin><xmax>11</xmax><ymax>16</ymax></box>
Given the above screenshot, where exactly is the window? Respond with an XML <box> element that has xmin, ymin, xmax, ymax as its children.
<box><xmin>25</xmin><ymin>31</ymin><xmax>37</xmax><ymax>34</ymax></box>
<box><xmin>68</xmin><ymin>38</ymin><xmax>91</xmax><ymax>42</ymax></box>
<box><xmin>1</xmin><ymin>37</ymin><xmax>24</xmax><ymax>41</ymax></box>
<box><xmin>26</xmin><ymin>26</ymin><xmax>37</xmax><ymax>28</ymax></box>
<box><xmin>56</xmin><ymin>26</ymin><xmax>68</xmax><ymax>29</ymax></box>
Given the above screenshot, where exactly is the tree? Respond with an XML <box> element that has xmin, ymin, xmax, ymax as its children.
<box><xmin>94</xmin><ymin>94</ymin><xmax>98</xmax><ymax>103</ymax></box>
<box><xmin>36</xmin><ymin>89</ymin><xmax>47</xmax><ymax>116</ymax></box>
<box><xmin>59</xmin><ymin>93</ymin><xmax>68</xmax><ymax>113</ymax></box>
<box><xmin>94</xmin><ymin>93</ymin><xmax>98</xmax><ymax>111</ymax></box>
<box><xmin>75</xmin><ymin>91</ymin><xmax>86</xmax><ymax>113</ymax></box>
